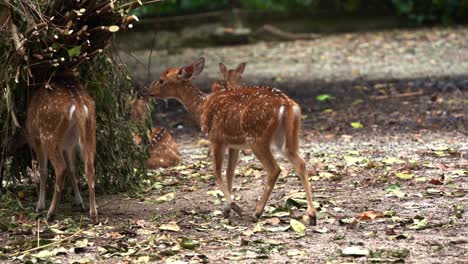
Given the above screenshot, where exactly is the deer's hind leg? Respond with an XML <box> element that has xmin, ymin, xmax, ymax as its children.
<box><xmin>31</xmin><ymin>140</ymin><xmax>49</xmax><ymax>213</ymax></box>
<box><xmin>283</xmin><ymin>105</ymin><xmax>317</xmax><ymax>225</ymax></box>
<box><xmin>251</xmin><ymin>143</ymin><xmax>281</xmax><ymax>221</ymax></box>
<box><xmin>46</xmin><ymin>146</ymin><xmax>67</xmax><ymax>221</ymax></box>
<box><xmin>81</xmin><ymin>118</ymin><xmax>98</xmax><ymax>223</ymax></box>
<box><xmin>65</xmin><ymin>149</ymin><xmax>85</xmax><ymax>212</ymax></box>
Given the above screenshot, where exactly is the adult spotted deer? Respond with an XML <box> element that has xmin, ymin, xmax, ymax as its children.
<box><xmin>147</xmin><ymin>58</ymin><xmax>317</xmax><ymax>225</ymax></box>
<box><xmin>211</xmin><ymin>62</ymin><xmax>246</xmax><ymax>92</ymax></box>
<box><xmin>26</xmin><ymin>78</ymin><xmax>97</xmax><ymax>223</ymax></box>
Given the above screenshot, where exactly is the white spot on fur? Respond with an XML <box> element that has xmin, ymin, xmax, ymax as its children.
<box><xmin>272</xmin><ymin>106</ymin><xmax>286</xmax><ymax>152</ymax></box>
<box><xmin>293</xmin><ymin>104</ymin><xmax>300</xmax><ymax>118</ymax></box>
<box><xmin>83</xmin><ymin>105</ymin><xmax>89</xmax><ymax>117</ymax></box>
<box><xmin>69</xmin><ymin>105</ymin><xmax>76</xmax><ymax>120</ymax></box>
<box><xmin>278</xmin><ymin>106</ymin><xmax>285</xmax><ymax>122</ymax></box>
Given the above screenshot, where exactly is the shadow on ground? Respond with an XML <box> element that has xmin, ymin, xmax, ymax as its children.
<box><xmin>1</xmin><ymin>31</ymin><xmax>467</xmax><ymax>263</ymax></box>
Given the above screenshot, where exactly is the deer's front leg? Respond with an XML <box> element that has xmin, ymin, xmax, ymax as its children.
<box><xmin>226</xmin><ymin>148</ymin><xmax>239</xmax><ymax>194</ymax></box>
<box><xmin>212</xmin><ymin>143</ymin><xmax>236</xmax><ymax>218</ymax></box>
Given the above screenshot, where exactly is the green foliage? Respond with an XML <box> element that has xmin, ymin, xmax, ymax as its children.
<box><xmin>135</xmin><ymin>0</ymin><xmax>468</xmax><ymax>25</ymax></box>
<box><xmin>392</xmin><ymin>0</ymin><xmax>461</xmax><ymax>24</ymax></box>
<box><xmin>80</xmin><ymin>55</ymin><xmax>150</xmax><ymax>193</ymax></box>
<box><xmin>136</xmin><ymin>0</ymin><xmax>330</xmax><ymax>16</ymax></box>
<box><xmin>1</xmin><ymin>1</ymin><xmax>151</xmax><ymax>194</ymax></box>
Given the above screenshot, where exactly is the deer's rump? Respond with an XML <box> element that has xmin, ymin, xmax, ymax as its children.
<box><xmin>201</xmin><ymin>87</ymin><xmax>296</xmax><ymax>145</ymax></box>
<box><xmin>26</xmin><ymin>81</ymin><xmax>94</xmax><ymax>149</ymax></box>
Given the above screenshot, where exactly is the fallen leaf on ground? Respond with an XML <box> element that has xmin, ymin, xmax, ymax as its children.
<box><xmin>290</xmin><ymin>219</ymin><xmax>306</xmax><ymax>235</ymax></box>
<box><xmin>395</xmin><ymin>172</ymin><xmax>414</xmax><ymax>180</ymax></box>
<box><xmin>265</xmin><ymin>217</ymin><xmax>281</xmax><ymax>225</ymax></box>
<box><xmin>386</xmin><ymin>184</ymin><xmax>405</xmax><ymax>198</ymax></box>
<box><xmin>155</xmin><ymin>192</ymin><xmax>176</xmax><ymax>203</ymax></box>
<box><xmin>206</xmin><ymin>190</ymin><xmax>224</xmax><ymax>198</ymax></box>
<box><xmin>34</xmin><ymin>250</ymin><xmax>53</xmax><ymax>259</ymax></box>
<box><xmin>159</xmin><ymin>222</ymin><xmax>181</xmax><ymax>232</ymax></box>
<box><xmin>313</xmin><ymin>227</ymin><xmax>329</xmax><ymax>233</ymax></box>
<box><xmin>136</xmin><ymin>219</ymin><xmax>147</xmax><ymax>228</ymax></box>
<box><xmin>409</xmin><ymin>218</ymin><xmax>428</xmax><ymax>230</ymax></box>
<box><xmin>179</xmin><ymin>237</ymin><xmax>200</xmax><ymax>249</ymax></box>
<box><xmin>75</xmin><ymin>238</ymin><xmax>89</xmax><ymax>248</ymax></box>
<box><xmin>341</xmin><ymin>246</ymin><xmax>370</xmax><ymax>256</ymax></box>
<box><xmin>429</xmin><ymin>178</ymin><xmax>443</xmax><ymax>185</ymax></box>
<box><xmin>382</xmin><ymin>157</ymin><xmax>405</xmax><ymax>165</ymax></box>
<box><xmin>357</xmin><ymin>211</ymin><xmax>384</xmax><ymax>220</ymax></box>
<box><xmin>351</xmin><ymin>122</ymin><xmax>364</xmax><ymax>129</ymax></box>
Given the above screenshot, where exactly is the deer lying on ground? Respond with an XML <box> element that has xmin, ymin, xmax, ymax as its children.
<box><xmin>146</xmin><ymin>127</ymin><xmax>180</xmax><ymax>169</ymax></box>
<box><xmin>129</xmin><ymin>97</ymin><xmax>180</xmax><ymax>169</ymax></box>
<box><xmin>211</xmin><ymin>62</ymin><xmax>246</xmax><ymax>92</ymax></box>
<box><xmin>147</xmin><ymin>58</ymin><xmax>317</xmax><ymax>225</ymax></box>
<box><xmin>26</xmin><ymin>77</ymin><xmax>98</xmax><ymax>223</ymax></box>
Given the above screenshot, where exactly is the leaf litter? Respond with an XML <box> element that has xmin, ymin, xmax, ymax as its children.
<box><xmin>1</xmin><ymin>27</ymin><xmax>468</xmax><ymax>263</ymax></box>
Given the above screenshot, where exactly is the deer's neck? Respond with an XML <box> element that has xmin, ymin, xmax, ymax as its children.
<box><xmin>176</xmin><ymin>82</ymin><xmax>206</xmax><ymax>126</ymax></box>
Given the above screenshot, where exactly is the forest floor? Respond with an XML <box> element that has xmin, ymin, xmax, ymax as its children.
<box><xmin>1</xmin><ymin>27</ymin><xmax>467</xmax><ymax>263</ymax></box>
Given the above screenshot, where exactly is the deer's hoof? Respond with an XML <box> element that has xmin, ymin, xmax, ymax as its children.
<box><xmin>46</xmin><ymin>213</ymin><xmax>55</xmax><ymax>223</ymax></box>
<box><xmin>90</xmin><ymin>213</ymin><xmax>98</xmax><ymax>224</ymax></box>
<box><xmin>230</xmin><ymin>202</ymin><xmax>243</xmax><ymax>217</ymax></box>
<box><xmin>36</xmin><ymin>205</ymin><xmax>45</xmax><ymax>213</ymax></box>
<box><xmin>251</xmin><ymin>212</ymin><xmax>261</xmax><ymax>223</ymax></box>
<box><xmin>222</xmin><ymin>204</ymin><xmax>231</xmax><ymax>219</ymax></box>
<box><xmin>72</xmin><ymin>202</ymin><xmax>86</xmax><ymax>213</ymax></box>
<box><xmin>304</xmin><ymin>214</ymin><xmax>317</xmax><ymax>226</ymax></box>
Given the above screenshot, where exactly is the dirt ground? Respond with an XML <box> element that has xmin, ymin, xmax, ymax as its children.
<box><xmin>1</xmin><ymin>27</ymin><xmax>467</xmax><ymax>263</ymax></box>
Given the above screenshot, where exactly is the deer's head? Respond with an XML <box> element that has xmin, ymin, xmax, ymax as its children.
<box><xmin>219</xmin><ymin>62</ymin><xmax>246</xmax><ymax>88</ymax></box>
<box><xmin>147</xmin><ymin>57</ymin><xmax>205</xmax><ymax>99</ymax></box>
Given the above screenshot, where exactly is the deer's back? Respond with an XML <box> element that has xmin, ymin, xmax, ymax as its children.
<box><xmin>202</xmin><ymin>87</ymin><xmax>296</xmax><ymax>145</ymax></box>
<box><xmin>26</xmin><ymin>81</ymin><xmax>94</xmax><ymax>144</ymax></box>
<box><xmin>211</xmin><ymin>81</ymin><xmax>236</xmax><ymax>93</ymax></box>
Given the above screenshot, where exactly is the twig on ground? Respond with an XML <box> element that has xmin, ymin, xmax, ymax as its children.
<box><xmin>371</xmin><ymin>90</ymin><xmax>425</xmax><ymax>100</ymax></box>
<box><xmin>8</xmin><ymin>229</ymin><xmax>84</xmax><ymax>257</ymax></box>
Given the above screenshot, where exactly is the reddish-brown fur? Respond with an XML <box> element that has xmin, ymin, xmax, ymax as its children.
<box><xmin>129</xmin><ymin>98</ymin><xmax>180</xmax><ymax>169</ymax></box>
<box><xmin>131</xmin><ymin>97</ymin><xmax>150</xmax><ymax>128</ymax></box>
<box><xmin>211</xmin><ymin>62</ymin><xmax>246</xmax><ymax>92</ymax></box>
<box><xmin>147</xmin><ymin>58</ymin><xmax>317</xmax><ymax>225</ymax></box>
<box><xmin>25</xmin><ymin>79</ymin><xmax>97</xmax><ymax>223</ymax></box>
<box><xmin>146</xmin><ymin>127</ymin><xmax>180</xmax><ymax>169</ymax></box>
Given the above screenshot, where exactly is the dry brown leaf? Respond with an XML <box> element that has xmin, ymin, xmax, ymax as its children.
<box><xmin>265</xmin><ymin>217</ymin><xmax>281</xmax><ymax>225</ymax></box>
<box><xmin>357</xmin><ymin>211</ymin><xmax>384</xmax><ymax>220</ymax></box>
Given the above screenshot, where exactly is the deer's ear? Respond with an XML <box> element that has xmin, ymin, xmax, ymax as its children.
<box><xmin>192</xmin><ymin>57</ymin><xmax>205</xmax><ymax>76</ymax></box>
<box><xmin>236</xmin><ymin>62</ymin><xmax>246</xmax><ymax>75</ymax></box>
<box><xmin>219</xmin><ymin>63</ymin><xmax>228</xmax><ymax>78</ymax></box>
<box><xmin>178</xmin><ymin>57</ymin><xmax>205</xmax><ymax>80</ymax></box>
<box><xmin>177</xmin><ymin>65</ymin><xmax>194</xmax><ymax>80</ymax></box>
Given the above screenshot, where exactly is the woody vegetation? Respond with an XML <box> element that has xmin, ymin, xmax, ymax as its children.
<box><xmin>0</xmin><ymin>0</ymin><xmax>160</xmax><ymax>194</ymax></box>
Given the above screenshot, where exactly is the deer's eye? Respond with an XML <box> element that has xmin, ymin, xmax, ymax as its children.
<box><xmin>159</xmin><ymin>79</ymin><xmax>165</xmax><ymax>85</ymax></box>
